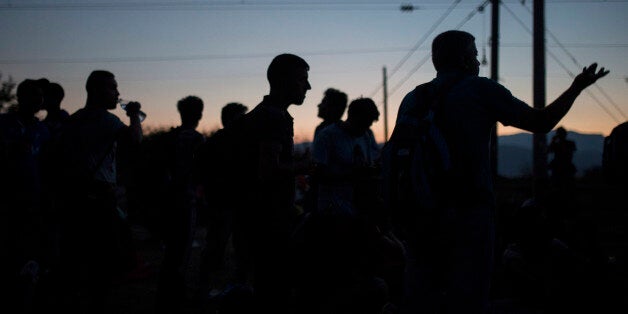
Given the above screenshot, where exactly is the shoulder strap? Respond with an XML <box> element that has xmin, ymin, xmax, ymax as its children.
<box><xmin>413</xmin><ymin>75</ymin><xmax>467</xmax><ymax>119</ymax></box>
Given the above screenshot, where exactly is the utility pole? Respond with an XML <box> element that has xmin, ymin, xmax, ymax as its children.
<box><xmin>533</xmin><ymin>0</ymin><xmax>549</xmax><ymax>198</ymax></box>
<box><xmin>383</xmin><ymin>66</ymin><xmax>389</xmax><ymax>142</ymax></box>
<box><xmin>490</xmin><ymin>0</ymin><xmax>499</xmax><ymax>181</ymax></box>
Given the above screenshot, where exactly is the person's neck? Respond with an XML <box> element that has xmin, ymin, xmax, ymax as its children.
<box><xmin>85</xmin><ymin>100</ymin><xmax>106</xmax><ymax>110</ymax></box>
<box><xmin>340</xmin><ymin>120</ymin><xmax>363</xmax><ymax>137</ymax></box>
<box><xmin>180</xmin><ymin>122</ymin><xmax>198</xmax><ymax>130</ymax></box>
<box><xmin>266</xmin><ymin>93</ymin><xmax>290</xmax><ymax>111</ymax></box>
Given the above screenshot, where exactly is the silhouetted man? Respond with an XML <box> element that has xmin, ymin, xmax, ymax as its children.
<box><xmin>0</xmin><ymin>78</ymin><xmax>50</xmax><ymax>313</ymax></box>
<box><xmin>156</xmin><ymin>95</ymin><xmax>205</xmax><ymax>314</ymax></box>
<box><xmin>42</xmin><ymin>81</ymin><xmax>69</xmax><ymax>137</ymax></box>
<box><xmin>392</xmin><ymin>30</ymin><xmax>608</xmax><ymax>314</ymax></box>
<box><xmin>302</xmin><ymin>88</ymin><xmax>349</xmax><ymax>214</ymax></box>
<box><xmin>312</xmin><ymin>97</ymin><xmax>380</xmax><ymax>216</ymax></box>
<box><xmin>313</xmin><ymin>87</ymin><xmax>348</xmax><ymax>141</ymax></box>
<box><xmin>198</xmin><ymin>102</ymin><xmax>248</xmax><ymax>295</ymax></box>
<box><xmin>51</xmin><ymin>70</ymin><xmax>143</xmax><ymax>314</ymax></box>
<box><xmin>235</xmin><ymin>53</ymin><xmax>311</xmax><ymax>313</ymax></box>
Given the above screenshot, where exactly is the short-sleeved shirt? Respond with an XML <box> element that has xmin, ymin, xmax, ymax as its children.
<box><xmin>58</xmin><ymin>107</ymin><xmax>126</xmax><ymax>184</ymax></box>
<box><xmin>312</xmin><ymin>123</ymin><xmax>379</xmax><ymax>215</ymax></box>
<box><xmin>397</xmin><ymin>71</ymin><xmax>533</xmax><ymax>208</ymax></box>
<box><xmin>239</xmin><ymin>96</ymin><xmax>296</xmax><ymax>227</ymax></box>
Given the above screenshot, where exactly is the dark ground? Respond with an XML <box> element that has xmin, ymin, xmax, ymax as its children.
<box><xmin>105</xmin><ymin>176</ymin><xmax>627</xmax><ymax>314</ymax></box>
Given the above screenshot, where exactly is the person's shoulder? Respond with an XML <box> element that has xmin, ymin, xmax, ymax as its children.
<box><xmin>179</xmin><ymin>128</ymin><xmax>204</xmax><ymax>141</ymax></box>
<box><xmin>320</xmin><ymin>122</ymin><xmax>342</xmax><ymax>137</ymax></box>
<box><xmin>315</xmin><ymin>120</ymin><xmax>337</xmax><ymax>135</ymax></box>
<box><xmin>101</xmin><ymin>110</ymin><xmax>126</xmax><ymax>131</ymax></box>
<box><xmin>470</xmin><ymin>76</ymin><xmax>505</xmax><ymax>89</ymax></box>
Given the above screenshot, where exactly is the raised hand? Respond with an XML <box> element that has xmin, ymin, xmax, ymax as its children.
<box><xmin>572</xmin><ymin>63</ymin><xmax>609</xmax><ymax>91</ymax></box>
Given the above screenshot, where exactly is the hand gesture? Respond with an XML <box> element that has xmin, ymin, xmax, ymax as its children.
<box><xmin>572</xmin><ymin>63</ymin><xmax>609</xmax><ymax>91</ymax></box>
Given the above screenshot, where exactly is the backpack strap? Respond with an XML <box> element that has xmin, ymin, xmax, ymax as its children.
<box><xmin>415</xmin><ymin>75</ymin><xmax>466</xmax><ymax>116</ymax></box>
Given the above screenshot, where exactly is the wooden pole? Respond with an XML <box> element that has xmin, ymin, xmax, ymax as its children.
<box><xmin>383</xmin><ymin>66</ymin><xmax>389</xmax><ymax>142</ymax></box>
<box><xmin>533</xmin><ymin>0</ymin><xmax>549</xmax><ymax>198</ymax></box>
<box><xmin>490</xmin><ymin>0</ymin><xmax>499</xmax><ymax>181</ymax></box>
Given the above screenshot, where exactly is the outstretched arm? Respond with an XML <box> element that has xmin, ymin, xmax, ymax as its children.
<box><xmin>517</xmin><ymin>63</ymin><xmax>609</xmax><ymax>133</ymax></box>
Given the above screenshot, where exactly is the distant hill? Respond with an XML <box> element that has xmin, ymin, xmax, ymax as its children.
<box><xmin>498</xmin><ymin>130</ymin><xmax>605</xmax><ymax>178</ymax></box>
<box><xmin>295</xmin><ymin>130</ymin><xmax>606</xmax><ymax>179</ymax></box>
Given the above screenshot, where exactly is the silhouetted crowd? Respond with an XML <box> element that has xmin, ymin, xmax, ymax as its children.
<box><xmin>1</xmin><ymin>31</ymin><xmax>625</xmax><ymax>314</ymax></box>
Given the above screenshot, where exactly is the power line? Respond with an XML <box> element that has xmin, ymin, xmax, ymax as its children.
<box><xmin>0</xmin><ymin>1</ymin><xmax>479</xmax><ymax>11</ymax></box>
<box><xmin>500</xmin><ymin>42</ymin><xmax>628</xmax><ymax>48</ymax></box>
<box><xmin>501</xmin><ymin>1</ymin><xmax>623</xmax><ymax>124</ymax></box>
<box><xmin>0</xmin><ymin>46</ymin><xmax>412</xmax><ymax>65</ymax></box>
<box><xmin>517</xmin><ymin>0</ymin><xmax>628</xmax><ymax>121</ymax></box>
<box><xmin>382</xmin><ymin>0</ymin><xmax>490</xmax><ymax>98</ymax></box>
<box><xmin>367</xmin><ymin>0</ymin><xmax>463</xmax><ymax>98</ymax></box>
<box><xmin>1</xmin><ymin>0</ymin><xmax>626</xmax><ymax>10</ymax></box>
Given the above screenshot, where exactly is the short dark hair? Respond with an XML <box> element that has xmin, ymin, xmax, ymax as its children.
<box><xmin>46</xmin><ymin>82</ymin><xmax>65</xmax><ymax>102</ymax></box>
<box><xmin>86</xmin><ymin>70</ymin><xmax>115</xmax><ymax>93</ymax></box>
<box><xmin>177</xmin><ymin>95</ymin><xmax>204</xmax><ymax>118</ymax></box>
<box><xmin>267</xmin><ymin>53</ymin><xmax>309</xmax><ymax>88</ymax></box>
<box><xmin>432</xmin><ymin>30</ymin><xmax>475</xmax><ymax>72</ymax></box>
<box><xmin>221</xmin><ymin>102</ymin><xmax>248</xmax><ymax>127</ymax></box>
<box><xmin>324</xmin><ymin>88</ymin><xmax>348</xmax><ymax>115</ymax></box>
<box><xmin>37</xmin><ymin>78</ymin><xmax>50</xmax><ymax>90</ymax></box>
<box><xmin>17</xmin><ymin>79</ymin><xmax>42</xmax><ymax>99</ymax></box>
<box><xmin>348</xmin><ymin>97</ymin><xmax>379</xmax><ymax>121</ymax></box>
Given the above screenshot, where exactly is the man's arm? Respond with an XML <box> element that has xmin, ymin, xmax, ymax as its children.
<box><xmin>517</xmin><ymin>63</ymin><xmax>609</xmax><ymax>134</ymax></box>
<box><xmin>122</xmin><ymin>101</ymin><xmax>143</xmax><ymax>144</ymax></box>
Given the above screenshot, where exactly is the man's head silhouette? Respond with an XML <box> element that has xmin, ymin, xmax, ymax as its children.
<box><xmin>432</xmin><ymin>30</ymin><xmax>480</xmax><ymax>76</ymax></box>
<box><xmin>267</xmin><ymin>53</ymin><xmax>311</xmax><ymax>106</ymax></box>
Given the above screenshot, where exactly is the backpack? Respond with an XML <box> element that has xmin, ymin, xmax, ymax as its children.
<box><xmin>381</xmin><ymin>78</ymin><xmax>461</xmax><ymax>240</ymax></box>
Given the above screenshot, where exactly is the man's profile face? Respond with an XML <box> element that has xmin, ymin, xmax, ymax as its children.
<box><xmin>288</xmin><ymin>67</ymin><xmax>311</xmax><ymax>105</ymax></box>
<box><xmin>317</xmin><ymin>96</ymin><xmax>330</xmax><ymax>119</ymax></box>
<box><xmin>100</xmin><ymin>77</ymin><xmax>120</xmax><ymax>110</ymax></box>
<box><xmin>463</xmin><ymin>41</ymin><xmax>481</xmax><ymax>76</ymax></box>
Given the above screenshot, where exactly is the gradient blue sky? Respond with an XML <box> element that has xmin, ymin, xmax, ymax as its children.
<box><xmin>1</xmin><ymin>0</ymin><xmax>626</xmax><ymax>143</ymax></box>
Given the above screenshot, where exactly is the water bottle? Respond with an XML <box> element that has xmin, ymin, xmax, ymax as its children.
<box><xmin>118</xmin><ymin>99</ymin><xmax>147</xmax><ymax>122</ymax></box>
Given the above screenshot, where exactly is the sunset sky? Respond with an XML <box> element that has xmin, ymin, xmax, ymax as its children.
<box><xmin>1</xmin><ymin>0</ymin><xmax>626</xmax><ymax>143</ymax></box>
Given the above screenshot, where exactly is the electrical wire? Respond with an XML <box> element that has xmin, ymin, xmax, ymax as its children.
<box><xmin>501</xmin><ymin>1</ymin><xmax>623</xmax><ymax>123</ymax></box>
<box><xmin>367</xmin><ymin>0</ymin><xmax>462</xmax><ymax>98</ymax></box>
<box><xmin>0</xmin><ymin>46</ymin><xmax>412</xmax><ymax>65</ymax></box>
<box><xmin>517</xmin><ymin>0</ymin><xmax>628</xmax><ymax>121</ymax></box>
<box><xmin>380</xmin><ymin>0</ymin><xmax>489</xmax><ymax>98</ymax></box>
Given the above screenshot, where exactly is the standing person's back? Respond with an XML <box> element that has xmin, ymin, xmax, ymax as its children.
<box><xmin>156</xmin><ymin>95</ymin><xmax>205</xmax><ymax>314</ymax></box>
<box><xmin>197</xmin><ymin>102</ymin><xmax>248</xmax><ymax>296</ymax></box>
<box><xmin>390</xmin><ymin>30</ymin><xmax>609</xmax><ymax>314</ymax></box>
